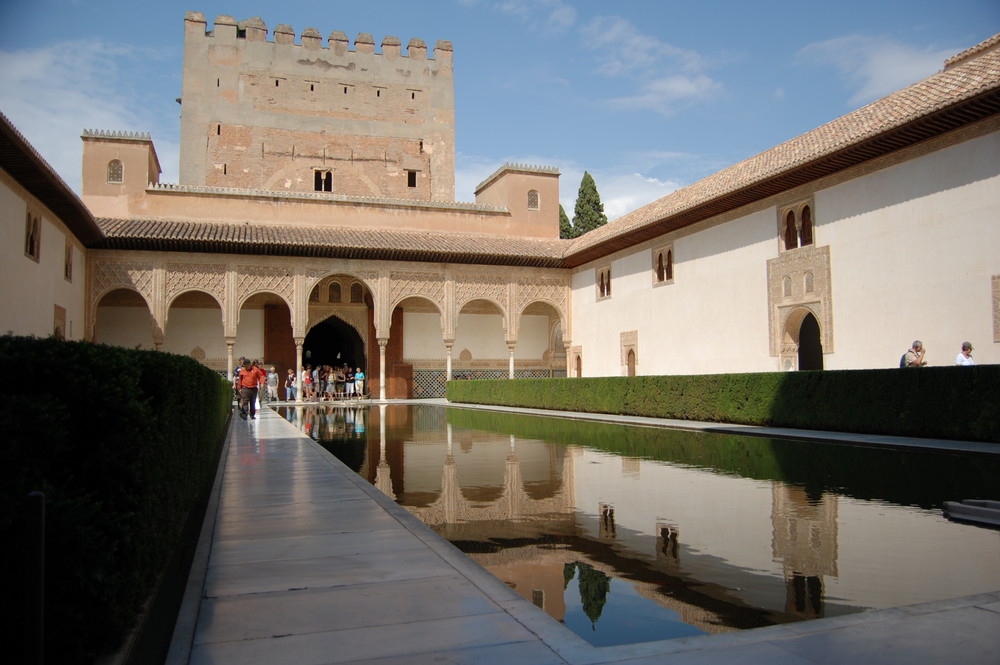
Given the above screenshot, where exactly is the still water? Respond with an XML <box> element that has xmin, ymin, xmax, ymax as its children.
<box><xmin>278</xmin><ymin>403</ymin><xmax>1000</xmax><ymax>647</ymax></box>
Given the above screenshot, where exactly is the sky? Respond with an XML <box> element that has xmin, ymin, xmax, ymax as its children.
<box><xmin>1</xmin><ymin>0</ymin><xmax>997</xmax><ymax>221</ymax></box>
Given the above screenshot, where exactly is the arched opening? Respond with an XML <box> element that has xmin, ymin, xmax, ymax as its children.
<box><xmin>784</xmin><ymin>211</ymin><xmax>798</xmax><ymax>250</ymax></box>
<box><xmin>164</xmin><ymin>290</ymin><xmax>225</xmax><ymax>370</ymax></box>
<box><xmin>800</xmin><ymin>206</ymin><xmax>813</xmax><ymax>246</ymax></box>
<box><xmin>521</xmin><ymin>300</ymin><xmax>566</xmax><ymax>378</ymax></box>
<box><xmin>94</xmin><ymin>288</ymin><xmax>155</xmax><ymax>349</ymax></box>
<box><xmin>303</xmin><ymin>315</ymin><xmax>366</xmax><ymax>372</ymax></box>
<box><xmin>798</xmin><ymin>313</ymin><xmax>823</xmax><ymax>370</ymax></box>
<box><xmin>626</xmin><ymin>349</ymin><xmax>636</xmax><ymax>376</ymax></box>
<box><xmin>237</xmin><ymin>292</ymin><xmax>295</xmax><ymax>382</ymax></box>
<box><xmin>575</xmin><ymin>354</ymin><xmax>582</xmax><ymax>377</ymax></box>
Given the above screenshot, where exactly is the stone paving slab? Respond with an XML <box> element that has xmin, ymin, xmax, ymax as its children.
<box><xmin>168</xmin><ymin>405</ymin><xmax>1000</xmax><ymax>665</ymax></box>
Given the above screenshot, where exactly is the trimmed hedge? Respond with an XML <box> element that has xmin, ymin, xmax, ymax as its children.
<box><xmin>0</xmin><ymin>336</ymin><xmax>232</xmax><ymax>665</ymax></box>
<box><xmin>446</xmin><ymin>366</ymin><xmax>1000</xmax><ymax>443</ymax></box>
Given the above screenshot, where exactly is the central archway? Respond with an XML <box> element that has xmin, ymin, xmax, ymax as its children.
<box><xmin>798</xmin><ymin>312</ymin><xmax>823</xmax><ymax>370</ymax></box>
<box><xmin>303</xmin><ymin>316</ymin><xmax>366</xmax><ymax>371</ymax></box>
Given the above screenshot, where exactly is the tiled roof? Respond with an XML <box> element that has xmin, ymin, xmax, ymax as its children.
<box><xmin>94</xmin><ymin>218</ymin><xmax>571</xmax><ymax>268</ymax></box>
<box><xmin>0</xmin><ymin>111</ymin><xmax>103</xmax><ymax>244</ymax></box>
<box><xmin>563</xmin><ymin>34</ymin><xmax>1000</xmax><ymax>267</ymax></box>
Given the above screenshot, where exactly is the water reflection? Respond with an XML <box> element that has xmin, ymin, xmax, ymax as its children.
<box><xmin>278</xmin><ymin>404</ymin><xmax>1000</xmax><ymax>646</ymax></box>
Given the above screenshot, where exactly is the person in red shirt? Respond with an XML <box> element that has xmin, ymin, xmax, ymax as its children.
<box><xmin>233</xmin><ymin>358</ymin><xmax>267</xmax><ymax>420</ymax></box>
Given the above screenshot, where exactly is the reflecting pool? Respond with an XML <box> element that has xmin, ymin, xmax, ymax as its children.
<box><xmin>278</xmin><ymin>403</ymin><xmax>1000</xmax><ymax>647</ymax></box>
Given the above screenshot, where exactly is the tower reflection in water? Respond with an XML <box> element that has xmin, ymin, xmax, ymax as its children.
<box><xmin>280</xmin><ymin>404</ymin><xmax>1000</xmax><ymax>647</ymax></box>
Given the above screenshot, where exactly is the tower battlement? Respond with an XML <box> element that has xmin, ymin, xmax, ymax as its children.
<box><xmin>184</xmin><ymin>12</ymin><xmax>452</xmax><ymax>66</ymax></box>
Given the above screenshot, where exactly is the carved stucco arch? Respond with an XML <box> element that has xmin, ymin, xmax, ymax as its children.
<box><xmin>89</xmin><ymin>259</ymin><xmax>159</xmax><ymax>341</ymax></box>
<box><xmin>516</xmin><ymin>297</ymin><xmax>567</xmax><ymax>347</ymax></box>
<box><xmin>163</xmin><ymin>288</ymin><xmax>225</xmax><ymax>327</ymax></box>
<box><xmin>456</xmin><ymin>295</ymin><xmax>509</xmax><ymax>341</ymax></box>
<box><xmin>781</xmin><ymin>305</ymin><xmax>822</xmax><ymax>346</ymax></box>
<box><xmin>388</xmin><ymin>272</ymin><xmax>447</xmax><ymax>341</ymax></box>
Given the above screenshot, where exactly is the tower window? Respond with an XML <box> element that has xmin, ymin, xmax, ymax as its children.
<box><xmin>407</xmin><ymin>170</ymin><xmax>417</xmax><ymax>188</ymax></box>
<box><xmin>107</xmin><ymin>159</ymin><xmax>124</xmax><ymax>183</ymax></box>
<box><xmin>527</xmin><ymin>189</ymin><xmax>539</xmax><ymax>210</ymax></box>
<box><xmin>314</xmin><ymin>170</ymin><xmax>333</xmax><ymax>192</ymax></box>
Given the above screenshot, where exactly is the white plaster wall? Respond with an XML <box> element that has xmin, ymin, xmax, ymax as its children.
<box><xmin>0</xmin><ymin>173</ymin><xmax>88</xmax><ymax>339</ymax></box>
<box><xmin>454</xmin><ymin>312</ymin><xmax>509</xmax><ymax>360</ymax></box>
<box><xmin>162</xmin><ymin>307</ymin><xmax>226</xmax><ymax>359</ymax></box>
<box><xmin>571</xmin><ymin>208</ymin><xmax>775</xmax><ymax>376</ymax></box>
<box><xmin>403</xmin><ymin>311</ymin><xmax>446</xmax><ymax>359</ymax></box>
<box><xmin>401</xmin><ymin>311</ymin><xmax>552</xmax><ymax>361</ymax></box>
<box><xmin>233</xmin><ymin>308</ymin><xmax>266</xmax><ymax>361</ymax></box>
<box><xmin>95</xmin><ymin>307</ymin><xmax>155</xmax><ymax>348</ymax></box>
<box><xmin>570</xmin><ymin>130</ymin><xmax>1000</xmax><ymax>376</ymax></box>
<box><xmin>819</xmin><ymin>131</ymin><xmax>1000</xmax><ymax>368</ymax></box>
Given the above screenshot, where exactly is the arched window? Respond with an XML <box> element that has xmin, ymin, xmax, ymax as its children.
<box><xmin>805</xmin><ymin>272</ymin><xmax>815</xmax><ymax>293</ymax></box>
<box><xmin>527</xmin><ymin>189</ymin><xmax>539</xmax><ymax>210</ymax></box>
<box><xmin>800</xmin><ymin>206</ymin><xmax>813</xmax><ymax>246</ymax></box>
<box><xmin>350</xmin><ymin>282</ymin><xmax>363</xmax><ymax>303</ymax></box>
<box><xmin>107</xmin><ymin>160</ymin><xmax>124</xmax><ymax>183</ymax></box>
<box><xmin>783</xmin><ymin>276</ymin><xmax>792</xmax><ymax>298</ymax></box>
<box><xmin>665</xmin><ymin>250</ymin><xmax>673</xmax><ymax>281</ymax></box>
<box><xmin>314</xmin><ymin>170</ymin><xmax>332</xmax><ymax>192</ymax></box>
<box><xmin>784</xmin><ymin>211</ymin><xmax>798</xmax><ymax>250</ymax></box>
<box><xmin>329</xmin><ymin>282</ymin><xmax>342</xmax><ymax>302</ymax></box>
<box><xmin>656</xmin><ymin>253</ymin><xmax>665</xmax><ymax>282</ymax></box>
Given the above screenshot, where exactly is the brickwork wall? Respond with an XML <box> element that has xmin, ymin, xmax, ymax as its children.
<box><xmin>180</xmin><ymin>12</ymin><xmax>454</xmax><ymax>200</ymax></box>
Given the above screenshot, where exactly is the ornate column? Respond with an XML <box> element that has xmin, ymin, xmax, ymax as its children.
<box><xmin>507</xmin><ymin>342</ymin><xmax>516</xmax><ymax>379</ymax></box>
<box><xmin>444</xmin><ymin>339</ymin><xmax>454</xmax><ymax>383</ymax></box>
<box><xmin>225</xmin><ymin>338</ymin><xmax>236</xmax><ymax>378</ymax></box>
<box><xmin>294</xmin><ymin>339</ymin><xmax>304</xmax><ymax>402</ymax></box>
<box><xmin>378</xmin><ymin>338</ymin><xmax>389</xmax><ymax>401</ymax></box>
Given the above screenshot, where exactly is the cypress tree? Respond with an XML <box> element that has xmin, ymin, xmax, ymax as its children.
<box><xmin>572</xmin><ymin>171</ymin><xmax>608</xmax><ymax>235</ymax></box>
<box><xmin>559</xmin><ymin>204</ymin><xmax>576</xmax><ymax>239</ymax></box>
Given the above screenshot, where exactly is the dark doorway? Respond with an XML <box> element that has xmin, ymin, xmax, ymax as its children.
<box><xmin>798</xmin><ymin>313</ymin><xmax>823</xmax><ymax>370</ymax></box>
<box><xmin>303</xmin><ymin>316</ymin><xmax>366</xmax><ymax>370</ymax></box>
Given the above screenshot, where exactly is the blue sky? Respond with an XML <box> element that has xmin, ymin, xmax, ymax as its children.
<box><xmin>1</xmin><ymin>0</ymin><xmax>997</xmax><ymax>220</ymax></box>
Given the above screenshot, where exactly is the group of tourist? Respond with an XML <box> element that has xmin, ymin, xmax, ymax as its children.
<box><xmin>233</xmin><ymin>356</ymin><xmax>368</xmax><ymax>421</ymax></box>
<box><xmin>285</xmin><ymin>363</ymin><xmax>366</xmax><ymax>402</ymax></box>
<box><xmin>901</xmin><ymin>341</ymin><xmax>976</xmax><ymax>368</ymax></box>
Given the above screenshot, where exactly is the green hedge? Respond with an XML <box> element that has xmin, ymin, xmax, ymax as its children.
<box><xmin>446</xmin><ymin>366</ymin><xmax>1000</xmax><ymax>443</ymax></box>
<box><xmin>0</xmin><ymin>336</ymin><xmax>232</xmax><ymax>664</ymax></box>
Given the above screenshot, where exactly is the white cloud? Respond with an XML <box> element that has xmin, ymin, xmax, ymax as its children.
<box><xmin>578</xmin><ymin>15</ymin><xmax>721</xmax><ymax>114</ymax></box>
<box><xmin>581</xmin><ymin>15</ymin><xmax>705</xmax><ymax>77</ymax></box>
<box><xmin>797</xmin><ymin>35</ymin><xmax>955</xmax><ymax>106</ymax></box>
<box><xmin>0</xmin><ymin>40</ymin><xmax>179</xmax><ymax>193</ymax></box>
<box><xmin>496</xmin><ymin>0</ymin><xmax>577</xmax><ymax>33</ymax></box>
<box><xmin>607</xmin><ymin>74</ymin><xmax>723</xmax><ymax>114</ymax></box>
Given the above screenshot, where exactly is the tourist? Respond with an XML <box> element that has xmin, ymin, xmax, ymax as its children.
<box><xmin>955</xmin><ymin>342</ymin><xmax>975</xmax><ymax>366</ymax></box>
<box><xmin>302</xmin><ymin>365</ymin><xmax>313</xmax><ymax>401</ymax></box>
<box><xmin>345</xmin><ymin>366</ymin><xmax>355</xmax><ymax>397</ymax></box>
<box><xmin>355</xmin><ymin>367</ymin><xmax>365</xmax><ymax>397</ymax></box>
<box><xmin>266</xmin><ymin>366</ymin><xmax>279</xmax><ymax>402</ymax></box>
<box><xmin>233</xmin><ymin>358</ymin><xmax>267</xmax><ymax>420</ymax></box>
<box><xmin>284</xmin><ymin>368</ymin><xmax>297</xmax><ymax>401</ymax></box>
<box><xmin>902</xmin><ymin>340</ymin><xmax>927</xmax><ymax>367</ymax></box>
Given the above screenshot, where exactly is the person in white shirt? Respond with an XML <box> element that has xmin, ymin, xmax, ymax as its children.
<box><xmin>954</xmin><ymin>341</ymin><xmax>975</xmax><ymax>366</ymax></box>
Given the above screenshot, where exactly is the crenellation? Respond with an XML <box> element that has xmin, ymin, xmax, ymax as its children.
<box><xmin>382</xmin><ymin>36</ymin><xmax>401</xmax><ymax>60</ymax></box>
<box><xmin>329</xmin><ymin>31</ymin><xmax>350</xmax><ymax>56</ymax></box>
<box><xmin>274</xmin><ymin>24</ymin><xmax>295</xmax><ymax>46</ymax></box>
<box><xmin>211</xmin><ymin>15</ymin><xmax>237</xmax><ymax>42</ymax></box>
<box><xmin>301</xmin><ymin>27</ymin><xmax>322</xmax><ymax>50</ymax></box>
<box><xmin>241</xmin><ymin>16</ymin><xmax>267</xmax><ymax>41</ymax></box>
<box><xmin>408</xmin><ymin>38</ymin><xmax>427</xmax><ymax>60</ymax></box>
<box><xmin>355</xmin><ymin>33</ymin><xmax>376</xmax><ymax>55</ymax></box>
